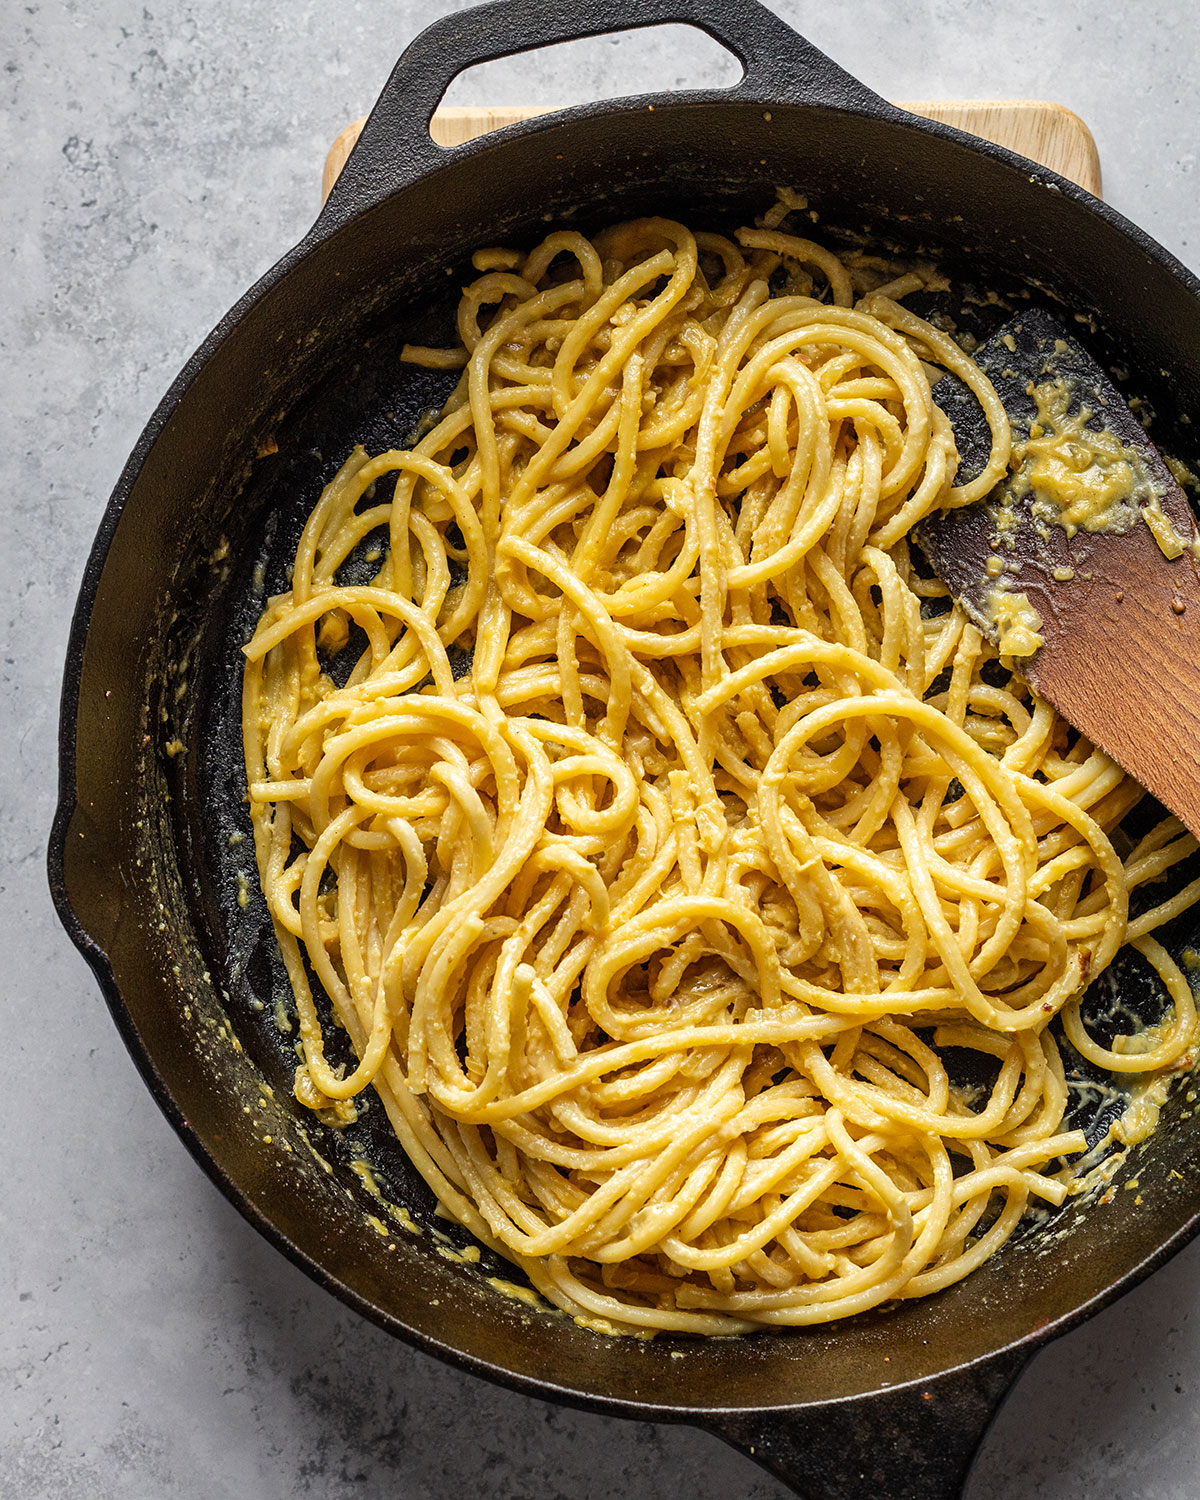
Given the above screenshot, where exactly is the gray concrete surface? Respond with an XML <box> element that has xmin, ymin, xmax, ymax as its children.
<box><xmin>5</xmin><ymin>1</ymin><xmax>1200</xmax><ymax>1496</ymax></box>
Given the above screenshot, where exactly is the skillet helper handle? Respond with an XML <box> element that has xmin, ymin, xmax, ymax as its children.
<box><xmin>318</xmin><ymin>0</ymin><xmax>889</xmax><ymax>225</ymax></box>
<box><xmin>704</xmin><ymin>1349</ymin><xmax>1029</xmax><ymax>1500</ymax></box>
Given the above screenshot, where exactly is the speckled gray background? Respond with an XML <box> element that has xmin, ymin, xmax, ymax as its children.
<box><xmin>6</xmin><ymin>2</ymin><xmax>1200</xmax><ymax>1496</ymax></box>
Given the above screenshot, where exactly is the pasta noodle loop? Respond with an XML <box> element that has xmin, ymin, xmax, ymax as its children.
<box><xmin>243</xmin><ymin>214</ymin><xmax>1200</xmax><ymax>1335</ymax></box>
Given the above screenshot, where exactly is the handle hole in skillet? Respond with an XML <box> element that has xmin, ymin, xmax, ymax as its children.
<box><xmin>438</xmin><ymin>24</ymin><xmax>745</xmax><ymax>120</ymax></box>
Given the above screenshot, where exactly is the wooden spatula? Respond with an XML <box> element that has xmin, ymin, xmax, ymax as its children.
<box><xmin>918</xmin><ymin>308</ymin><xmax>1200</xmax><ymax>836</ymax></box>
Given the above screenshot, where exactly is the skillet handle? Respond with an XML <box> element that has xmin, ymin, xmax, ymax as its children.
<box><xmin>318</xmin><ymin>0</ymin><xmax>889</xmax><ymax>226</ymax></box>
<box><xmin>701</xmin><ymin>1349</ymin><xmax>1029</xmax><ymax>1500</ymax></box>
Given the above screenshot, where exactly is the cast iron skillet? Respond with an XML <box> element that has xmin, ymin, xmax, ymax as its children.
<box><xmin>48</xmin><ymin>0</ymin><xmax>1200</xmax><ymax>1495</ymax></box>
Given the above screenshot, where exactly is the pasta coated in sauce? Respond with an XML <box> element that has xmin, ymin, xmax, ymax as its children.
<box><xmin>242</xmin><ymin>215</ymin><xmax>1200</xmax><ymax>1335</ymax></box>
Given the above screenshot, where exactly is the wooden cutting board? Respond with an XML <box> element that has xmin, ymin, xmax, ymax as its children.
<box><xmin>322</xmin><ymin>100</ymin><xmax>1101</xmax><ymax>202</ymax></box>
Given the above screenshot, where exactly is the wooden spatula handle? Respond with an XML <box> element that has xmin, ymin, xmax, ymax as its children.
<box><xmin>1033</xmin><ymin>546</ymin><xmax>1200</xmax><ymax>838</ymax></box>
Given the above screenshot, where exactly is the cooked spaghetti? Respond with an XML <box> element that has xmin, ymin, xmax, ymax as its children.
<box><xmin>241</xmin><ymin>213</ymin><xmax>1200</xmax><ymax>1335</ymax></box>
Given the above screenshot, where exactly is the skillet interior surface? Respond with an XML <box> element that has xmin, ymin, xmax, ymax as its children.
<box><xmin>53</xmin><ymin>71</ymin><xmax>1200</xmax><ymax>1431</ymax></box>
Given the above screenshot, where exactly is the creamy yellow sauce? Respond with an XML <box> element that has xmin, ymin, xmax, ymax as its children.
<box><xmin>349</xmin><ymin>1158</ymin><xmax>422</xmax><ymax>1234</ymax></box>
<box><xmin>1112</xmin><ymin>1075</ymin><xmax>1172</xmax><ymax>1147</ymax></box>
<box><xmin>437</xmin><ymin>1242</ymin><xmax>482</xmax><ymax>1265</ymax></box>
<box><xmin>978</xmin><ymin>374</ymin><xmax>1191</xmax><ymax>655</ymax></box>
<box><xmin>485</xmin><ymin>1276</ymin><xmax>545</xmax><ymax>1310</ymax></box>
<box><xmin>984</xmin><ymin>585</ymin><xmax>1044</xmax><ymax>658</ymax></box>
<box><xmin>1009</xmin><ymin>377</ymin><xmax>1185</xmax><ymax>557</ymax></box>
